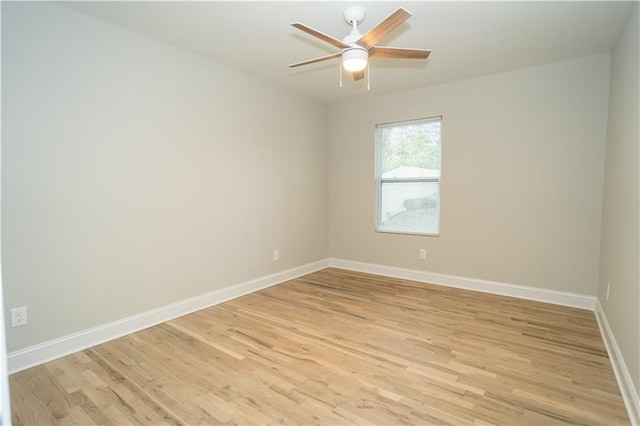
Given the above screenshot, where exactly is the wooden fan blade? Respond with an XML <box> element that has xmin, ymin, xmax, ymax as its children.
<box><xmin>370</xmin><ymin>46</ymin><xmax>431</xmax><ymax>60</ymax></box>
<box><xmin>289</xmin><ymin>52</ymin><xmax>342</xmax><ymax>68</ymax></box>
<box><xmin>353</xmin><ymin>69</ymin><xmax>365</xmax><ymax>81</ymax></box>
<box><xmin>291</xmin><ymin>23</ymin><xmax>350</xmax><ymax>49</ymax></box>
<box><xmin>356</xmin><ymin>8</ymin><xmax>411</xmax><ymax>49</ymax></box>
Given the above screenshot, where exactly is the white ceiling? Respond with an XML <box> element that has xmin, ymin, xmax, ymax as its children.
<box><xmin>59</xmin><ymin>1</ymin><xmax>633</xmax><ymax>105</ymax></box>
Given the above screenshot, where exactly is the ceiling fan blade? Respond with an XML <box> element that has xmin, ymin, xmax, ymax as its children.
<box><xmin>356</xmin><ymin>8</ymin><xmax>412</xmax><ymax>49</ymax></box>
<box><xmin>370</xmin><ymin>46</ymin><xmax>431</xmax><ymax>60</ymax></box>
<box><xmin>353</xmin><ymin>70</ymin><xmax>365</xmax><ymax>81</ymax></box>
<box><xmin>289</xmin><ymin>52</ymin><xmax>342</xmax><ymax>68</ymax></box>
<box><xmin>291</xmin><ymin>23</ymin><xmax>350</xmax><ymax>49</ymax></box>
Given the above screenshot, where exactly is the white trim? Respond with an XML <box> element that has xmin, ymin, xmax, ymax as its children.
<box><xmin>375</xmin><ymin>226</ymin><xmax>439</xmax><ymax>237</ymax></box>
<box><xmin>595</xmin><ymin>299</ymin><xmax>640</xmax><ymax>426</ymax></box>
<box><xmin>7</xmin><ymin>259</ymin><xmax>329</xmax><ymax>374</ymax></box>
<box><xmin>329</xmin><ymin>258</ymin><xmax>596</xmax><ymax>310</ymax></box>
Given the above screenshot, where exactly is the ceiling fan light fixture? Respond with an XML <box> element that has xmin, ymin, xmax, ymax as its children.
<box><xmin>342</xmin><ymin>47</ymin><xmax>368</xmax><ymax>72</ymax></box>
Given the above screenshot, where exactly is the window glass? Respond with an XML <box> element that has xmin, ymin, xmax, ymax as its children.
<box><xmin>376</xmin><ymin>117</ymin><xmax>442</xmax><ymax>236</ymax></box>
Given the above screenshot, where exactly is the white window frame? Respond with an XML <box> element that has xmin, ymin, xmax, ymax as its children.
<box><xmin>375</xmin><ymin>116</ymin><xmax>442</xmax><ymax>237</ymax></box>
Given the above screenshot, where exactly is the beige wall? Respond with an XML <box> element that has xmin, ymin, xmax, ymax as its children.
<box><xmin>1</xmin><ymin>2</ymin><xmax>329</xmax><ymax>352</ymax></box>
<box><xmin>329</xmin><ymin>54</ymin><xmax>611</xmax><ymax>295</ymax></box>
<box><xmin>599</xmin><ymin>2</ymin><xmax>639</xmax><ymax>394</ymax></box>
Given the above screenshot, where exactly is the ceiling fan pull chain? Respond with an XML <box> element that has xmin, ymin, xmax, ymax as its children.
<box><xmin>367</xmin><ymin>62</ymin><xmax>371</xmax><ymax>91</ymax></box>
<box><xmin>339</xmin><ymin>62</ymin><xmax>343</xmax><ymax>87</ymax></box>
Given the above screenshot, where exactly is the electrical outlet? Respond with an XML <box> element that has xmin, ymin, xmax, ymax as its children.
<box><xmin>11</xmin><ymin>306</ymin><xmax>28</xmax><ymax>328</ymax></box>
<box><xmin>606</xmin><ymin>283</ymin><xmax>611</xmax><ymax>301</ymax></box>
<box><xmin>419</xmin><ymin>249</ymin><xmax>427</xmax><ymax>260</ymax></box>
<box><xmin>273</xmin><ymin>249</ymin><xmax>280</xmax><ymax>261</ymax></box>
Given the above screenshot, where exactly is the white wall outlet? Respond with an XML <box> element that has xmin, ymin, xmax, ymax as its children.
<box><xmin>606</xmin><ymin>283</ymin><xmax>611</xmax><ymax>301</ymax></box>
<box><xmin>419</xmin><ymin>249</ymin><xmax>427</xmax><ymax>260</ymax></box>
<box><xmin>273</xmin><ymin>249</ymin><xmax>280</xmax><ymax>261</ymax></box>
<box><xmin>11</xmin><ymin>306</ymin><xmax>28</xmax><ymax>328</ymax></box>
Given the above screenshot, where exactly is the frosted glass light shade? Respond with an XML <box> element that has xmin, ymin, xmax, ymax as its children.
<box><xmin>342</xmin><ymin>48</ymin><xmax>368</xmax><ymax>72</ymax></box>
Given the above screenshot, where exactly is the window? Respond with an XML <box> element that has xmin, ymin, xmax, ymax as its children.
<box><xmin>375</xmin><ymin>117</ymin><xmax>442</xmax><ymax>236</ymax></box>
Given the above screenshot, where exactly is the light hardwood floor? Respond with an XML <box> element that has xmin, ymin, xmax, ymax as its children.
<box><xmin>10</xmin><ymin>268</ymin><xmax>629</xmax><ymax>425</ymax></box>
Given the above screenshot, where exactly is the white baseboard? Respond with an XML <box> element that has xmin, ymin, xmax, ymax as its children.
<box><xmin>595</xmin><ymin>299</ymin><xmax>640</xmax><ymax>426</ymax></box>
<box><xmin>329</xmin><ymin>258</ymin><xmax>596</xmax><ymax>310</ymax></box>
<box><xmin>7</xmin><ymin>259</ymin><xmax>330</xmax><ymax>374</ymax></box>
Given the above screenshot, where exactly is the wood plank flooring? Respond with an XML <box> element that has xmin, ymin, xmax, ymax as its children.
<box><xmin>10</xmin><ymin>268</ymin><xmax>629</xmax><ymax>425</ymax></box>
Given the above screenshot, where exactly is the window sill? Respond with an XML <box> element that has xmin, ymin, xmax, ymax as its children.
<box><xmin>375</xmin><ymin>227</ymin><xmax>439</xmax><ymax>237</ymax></box>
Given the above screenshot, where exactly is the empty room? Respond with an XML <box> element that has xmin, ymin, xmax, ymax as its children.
<box><xmin>1</xmin><ymin>1</ymin><xmax>639</xmax><ymax>424</ymax></box>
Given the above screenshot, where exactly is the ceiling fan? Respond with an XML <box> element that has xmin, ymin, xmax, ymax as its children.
<box><xmin>289</xmin><ymin>7</ymin><xmax>431</xmax><ymax>82</ymax></box>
